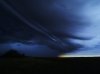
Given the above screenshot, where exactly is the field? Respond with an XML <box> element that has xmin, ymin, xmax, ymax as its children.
<box><xmin>0</xmin><ymin>58</ymin><xmax>65</xmax><ymax>73</ymax></box>
<box><xmin>0</xmin><ymin>57</ymin><xmax>98</xmax><ymax>73</ymax></box>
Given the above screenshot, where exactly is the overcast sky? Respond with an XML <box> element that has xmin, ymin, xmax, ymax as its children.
<box><xmin>1</xmin><ymin>0</ymin><xmax>100</xmax><ymax>57</ymax></box>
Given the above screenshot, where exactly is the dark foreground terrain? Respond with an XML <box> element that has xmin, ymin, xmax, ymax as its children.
<box><xmin>0</xmin><ymin>57</ymin><xmax>71</xmax><ymax>73</ymax></box>
<box><xmin>0</xmin><ymin>50</ymin><xmax>99</xmax><ymax>73</ymax></box>
<box><xmin>0</xmin><ymin>50</ymin><xmax>59</xmax><ymax>73</ymax></box>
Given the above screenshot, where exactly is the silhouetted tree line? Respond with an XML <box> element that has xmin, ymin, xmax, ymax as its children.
<box><xmin>0</xmin><ymin>49</ymin><xmax>27</xmax><ymax>58</ymax></box>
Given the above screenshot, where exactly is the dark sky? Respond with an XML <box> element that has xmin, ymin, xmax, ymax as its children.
<box><xmin>0</xmin><ymin>1</ymin><xmax>67</xmax><ymax>57</ymax></box>
<box><xmin>1</xmin><ymin>0</ymin><xmax>100</xmax><ymax>57</ymax></box>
